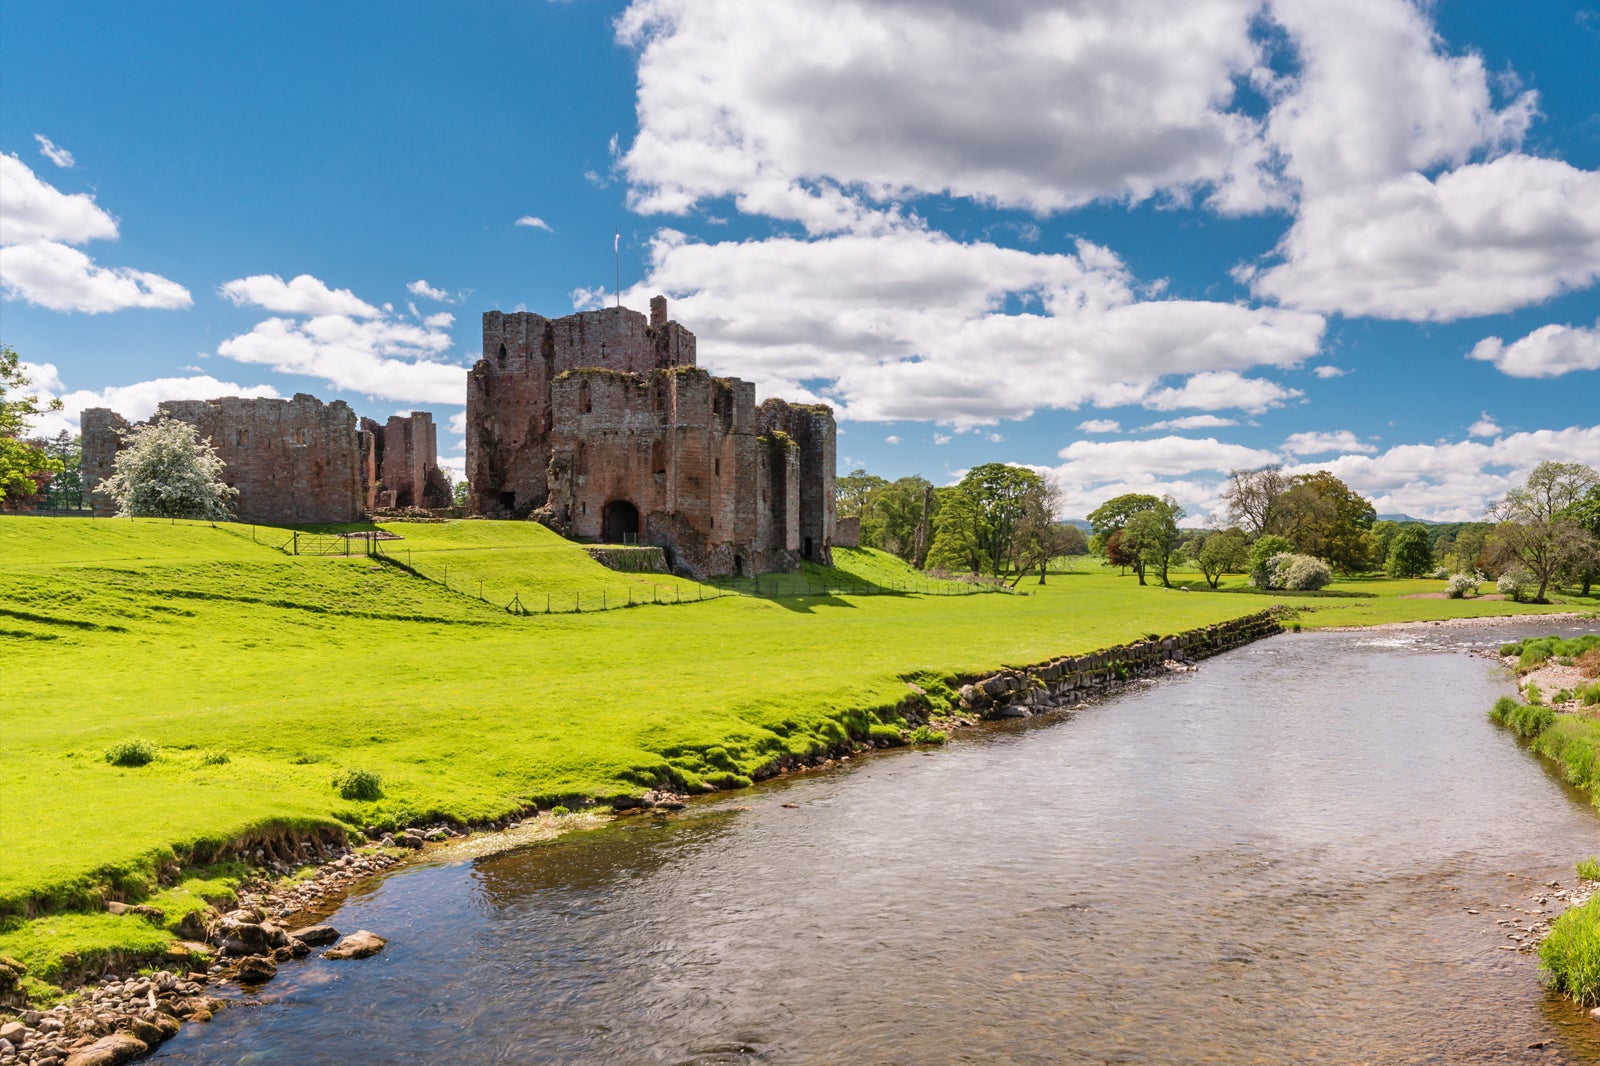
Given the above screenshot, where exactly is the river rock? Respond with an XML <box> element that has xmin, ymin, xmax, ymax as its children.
<box><xmin>321</xmin><ymin>930</ymin><xmax>387</xmax><ymax>959</ymax></box>
<box><xmin>0</xmin><ymin>1021</ymin><xmax>23</xmax><ymax>1042</ymax></box>
<box><xmin>126</xmin><ymin>1013</ymin><xmax>178</xmax><ymax>1046</ymax></box>
<box><xmin>288</xmin><ymin>924</ymin><xmax>340</xmax><ymax>946</ymax></box>
<box><xmin>234</xmin><ymin>956</ymin><xmax>278</xmax><ymax>983</ymax></box>
<box><xmin>63</xmin><ymin>1033</ymin><xmax>147</xmax><ymax>1066</ymax></box>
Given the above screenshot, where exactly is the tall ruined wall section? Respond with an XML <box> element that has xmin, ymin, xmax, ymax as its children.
<box><xmin>757</xmin><ymin>399</ymin><xmax>838</xmax><ymax>564</ymax></box>
<box><xmin>82</xmin><ymin>394</ymin><xmax>366</xmax><ymax>524</ymax></box>
<box><xmin>379</xmin><ymin>412</ymin><xmax>450</xmax><ymax>510</ymax></box>
<box><xmin>81</xmin><ymin>408</ymin><xmax>131</xmax><ymax>516</ymax></box>
<box><xmin>467</xmin><ymin>304</ymin><xmax>695</xmax><ymax>517</ymax></box>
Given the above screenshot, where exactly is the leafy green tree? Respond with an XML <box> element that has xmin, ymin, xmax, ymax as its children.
<box><xmin>1125</xmin><ymin>496</ymin><xmax>1185</xmax><ymax>588</ymax></box>
<box><xmin>452</xmin><ymin>479</ymin><xmax>470</xmax><ymax>508</ymax></box>
<box><xmin>1278</xmin><ymin>471</ymin><xmax>1378</xmax><ymax>573</ymax></box>
<box><xmin>1195</xmin><ymin>528</ymin><xmax>1250</xmax><ymax>589</ymax></box>
<box><xmin>1490</xmin><ymin>461</ymin><xmax>1600</xmax><ymax>602</ymax></box>
<box><xmin>1008</xmin><ymin>478</ymin><xmax>1066</xmax><ymax>585</ymax></box>
<box><xmin>99</xmin><ymin>417</ymin><xmax>239</xmax><ymax>519</ymax></box>
<box><xmin>1557</xmin><ymin>487</ymin><xmax>1600</xmax><ymax>595</ymax></box>
<box><xmin>954</xmin><ymin>462</ymin><xmax>1046</xmax><ymax>578</ymax></box>
<box><xmin>37</xmin><ymin>432</ymin><xmax>84</xmax><ymax>510</ymax></box>
<box><xmin>1384</xmin><ymin>524</ymin><xmax>1434</xmax><ymax>577</ymax></box>
<box><xmin>1087</xmin><ymin>492</ymin><xmax>1162</xmax><ymax>583</ymax></box>
<box><xmin>836</xmin><ymin>468</ymin><xmax>888</xmax><ymax>519</ymax></box>
<box><xmin>924</xmin><ymin>486</ymin><xmax>980</xmax><ymax>574</ymax></box>
<box><xmin>1</xmin><ymin>345</ymin><xmax>65</xmax><ymax>503</ymax></box>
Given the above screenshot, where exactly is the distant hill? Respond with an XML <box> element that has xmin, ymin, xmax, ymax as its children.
<box><xmin>1063</xmin><ymin>518</ymin><xmax>1093</xmax><ymax>532</ymax></box>
<box><xmin>1376</xmin><ymin>513</ymin><xmax>1440</xmax><ymax>525</ymax></box>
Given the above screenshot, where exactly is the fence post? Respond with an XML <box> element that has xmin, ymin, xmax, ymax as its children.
<box><xmin>293</xmin><ymin>531</ymin><xmax>299</xmax><ymax>555</ymax></box>
<box><xmin>603</xmin><ymin>590</ymin><xmax>607</xmax><ymax>610</ymax></box>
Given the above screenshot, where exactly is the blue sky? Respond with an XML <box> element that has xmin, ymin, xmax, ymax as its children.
<box><xmin>3</xmin><ymin>0</ymin><xmax>1597</xmax><ymax>521</ymax></box>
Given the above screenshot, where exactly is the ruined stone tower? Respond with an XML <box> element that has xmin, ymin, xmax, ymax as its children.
<box><xmin>465</xmin><ymin>298</ymin><xmax>836</xmax><ymax>576</ymax></box>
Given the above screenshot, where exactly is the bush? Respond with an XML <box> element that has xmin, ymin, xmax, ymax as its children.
<box><xmin>1578</xmin><ymin>857</ymin><xmax>1600</xmax><ymax>882</ymax></box>
<box><xmin>1445</xmin><ymin>573</ymin><xmax>1479</xmax><ymax>599</ymax></box>
<box><xmin>1540</xmin><ymin>894</ymin><xmax>1600</xmax><ymax>1006</ymax></box>
<box><xmin>331</xmin><ymin>768</ymin><xmax>383</xmax><ymax>801</ymax></box>
<box><xmin>1498</xmin><ymin>569</ymin><xmax>1534</xmax><ymax>602</ymax></box>
<box><xmin>1489</xmin><ymin>695</ymin><xmax>1555</xmax><ymax>739</ymax></box>
<box><xmin>1581</xmin><ymin>682</ymin><xmax>1600</xmax><ymax>707</ymax></box>
<box><xmin>1526</xmin><ymin>683</ymin><xmax>1544</xmax><ymax>706</ymax></box>
<box><xmin>1253</xmin><ymin>552</ymin><xmax>1333</xmax><ymax>591</ymax></box>
<box><xmin>1247</xmin><ymin>535</ymin><xmax>1295</xmax><ymax>588</ymax></box>
<box><xmin>550</xmin><ymin>805</ymin><xmax>571</xmax><ymax>817</ymax></box>
<box><xmin>1555</xmin><ymin>689</ymin><xmax>1575</xmax><ymax>705</ymax></box>
<box><xmin>198</xmin><ymin>749</ymin><xmax>230</xmax><ymax>766</ymax></box>
<box><xmin>908</xmin><ymin>725</ymin><xmax>947</xmax><ymax>745</ymax></box>
<box><xmin>1430</xmin><ymin>566</ymin><xmax>1450</xmax><ymax>580</ymax></box>
<box><xmin>104</xmin><ymin>738</ymin><xmax>158</xmax><ymax>767</ymax></box>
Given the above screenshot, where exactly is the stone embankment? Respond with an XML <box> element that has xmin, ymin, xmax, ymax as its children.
<box><xmin>952</xmin><ymin>611</ymin><xmax>1283</xmax><ymax>719</ymax></box>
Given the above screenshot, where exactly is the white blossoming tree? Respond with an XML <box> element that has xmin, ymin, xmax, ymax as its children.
<box><xmin>99</xmin><ymin>417</ymin><xmax>238</xmax><ymax>520</ymax></box>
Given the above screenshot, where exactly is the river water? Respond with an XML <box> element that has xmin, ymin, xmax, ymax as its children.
<box><xmin>152</xmin><ymin>623</ymin><xmax>1600</xmax><ymax>1065</ymax></box>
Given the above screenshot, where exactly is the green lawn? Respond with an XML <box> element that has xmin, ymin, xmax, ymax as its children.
<box><xmin>1</xmin><ymin>516</ymin><xmax>1594</xmax><ymax>988</ymax></box>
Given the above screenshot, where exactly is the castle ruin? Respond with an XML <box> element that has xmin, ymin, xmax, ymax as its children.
<box><xmin>466</xmin><ymin>297</ymin><xmax>837</xmax><ymax>576</ymax></box>
<box><xmin>82</xmin><ymin>395</ymin><xmax>449</xmax><ymax>525</ymax></box>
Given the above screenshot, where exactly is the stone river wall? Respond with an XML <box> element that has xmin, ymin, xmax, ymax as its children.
<box><xmin>952</xmin><ymin>610</ymin><xmax>1283</xmax><ymax>719</ymax></box>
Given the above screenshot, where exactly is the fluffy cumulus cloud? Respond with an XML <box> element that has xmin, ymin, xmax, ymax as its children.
<box><xmin>216</xmin><ymin>273</ymin><xmax>468</xmax><ymax>405</ymax></box>
<box><xmin>618</xmin><ymin>0</ymin><xmax>1280</xmax><ymax>230</ymax></box>
<box><xmin>407</xmin><ymin>279</ymin><xmax>452</xmax><ymax>301</ymax></box>
<box><xmin>0</xmin><ymin>154</ymin><xmax>190</xmax><ymax>313</ymax></box>
<box><xmin>219</xmin><ymin>274</ymin><xmax>380</xmax><ymax>318</ymax></box>
<box><xmin>1468</xmin><ymin>318</ymin><xmax>1600</xmax><ymax>378</ymax></box>
<box><xmin>1468</xmin><ymin>413</ymin><xmax>1501</xmax><ymax>438</ymax></box>
<box><xmin>626</xmin><ymin>228</ymin><xmax>1323</xmax><ymax>424</ymax></box>
<box><xmin>1281</xmin><ymin>429</ymin><xmax>1375</xmax><ymax>455</ymax></box>
<box><xmin>1246</xmin><ymin>156</ymin><xmax>1600</xmax><ymax>320</ymax></box>
<box><xmin>1077</xmin><ymin>419</ymin><xmax>1121</xmax><ymax>434</ymax></box>
<box><xmin>1142</xmin><ymin>414</ymin><xmax>1237</xmax><ymax>431</ymax></box>
<box><xmin>21</xmin><ymin>362</ymin><xmax>280</xmax><ymax>438</ymax></box>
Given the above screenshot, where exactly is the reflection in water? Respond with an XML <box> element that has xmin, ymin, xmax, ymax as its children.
<box><xmin>152</xmin><ymin>624</ymin><xmax>1600</xmax><ymax>1064</ymax></box>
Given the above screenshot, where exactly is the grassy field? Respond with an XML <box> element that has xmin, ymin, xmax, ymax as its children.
<box><xmin>1</xmin><ymin>515</ymin><xmax>1595</xmax><ymax>989</ymax></box>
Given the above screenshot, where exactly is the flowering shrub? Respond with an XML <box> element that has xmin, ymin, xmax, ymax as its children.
<box><xmin>1445</xmin><ymin>572</ymin><xmax>1479</xmax><ymax>599</ymax></box>
<box><xmin>1498</xmin><ymin>569</ymin><xmax>1533</xmax><ymax>602</ymax></box>
<box><xmin>1254</xmin><ymin>552</ymin><xmax>1333</xmax><ymax>591</ymax></box>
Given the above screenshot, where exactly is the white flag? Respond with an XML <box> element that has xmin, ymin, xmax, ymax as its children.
<box><xmin>614</xmin><ymin>231</ymin><xmax>620</xmax><ymax>253</ymax></box>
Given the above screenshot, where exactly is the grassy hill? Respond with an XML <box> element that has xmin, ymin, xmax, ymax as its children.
<box><xmin>0</xmin><ymin>515</ymin><xmax>1592</xmax><ymax>988</ymax></box>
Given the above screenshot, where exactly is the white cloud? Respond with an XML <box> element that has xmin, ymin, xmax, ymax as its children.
<box><xmin>1468</xmin><ymin>318</ymin><xmax>1600</xmax><ymax>378</ymax></box>
<box><xmin>933</xmin><ymin>432</ymin><xmax>952</xmax><ymax>445</ymax></box>
<box><xmin>1048</xmin><ymin>435</ymin><xmax>1279</xmax><ymax>518</ymax></box>
<box><xmin>0</xmin><ymin>153</ymin><xmax>115</xmax><ymax>245</ymax></box>
<box><xmin>617</xmin><ymin>0</ymin><xmax>1281</xmax><ymax>231</ymax></box>
<box><xmin>1311</xmin><ymin>365</ymin><xmax>1346</xmax><ymax>378</ymax></box>
<box><xmin>407</xmin><ymin>279</ymin><xmax>452</xmax><ymax>301</ymax></box>
<box><xmin>1141</xmin><ymin>414</ymin><xmax>1238</xmax><ymax>431</ymax></box>
<box><xmin>1141</xmin><ymin>371</ymin><xmax>1301</xmax><ymax>414</ymax></box>
<box><xmin>217</xmin><ymin>313</ymin><xmax>467</xmax><ymax>405</ymax></box>
<box><xmin>1245</xmin><ymin>155</ymin><xmax>1600</xmax><ymax>321</ymax></box>
<box><xmin>515</xmin><ymin>216</ymin><xmax>554</xmax><ymax>232</ymax></box>
<box><xmin>1281</xmin><ymin>429</ymin><xmax>1376</xmax><ymax>455</ymax></box>
<box><xmin>22</xmin><ymin>364</ymin><xmax>281</xmax><ymax>438</ymax></box>
<box><xmin>1468</xmin><ymin>413</ymin><xmax>1501</xmax><ymax>438</ymax></box>
<box><xmin>423</xmin><ymin>311</ymin><xmax>455</xmax><ymax>329</ymax></box>
<box><xmin>0</xmin><ymin>154</ymin><xmax>191</xmax><ymax>314</ymax></box>
<box><xmin>0</xmin><ymin>242</ymin><xmax>193</xmax><ymax>313</ymax></box>
<box><xmin>625</xmin><ymin>227</ymin><xmax>1323</xmax><ymax>425</ymax></box>
<box><xmin>986</xmin><ymin>432</ymin><xmax>1004</xmax><ymax>443</ymax></box>
<box><xmin>1077</xmin><ymin>419</ymin><xmax>1122</xmax><ymax>434</ymax></box>
<box><xmin>447</xmin><ymin>410</ymin><xmax>468</xmax><ymax>436</ymax></box>
<box><xmin>884</xmin><ymin>434</ymin><xmax>901</xmax><ymax>445</ymax></box>
<box><xmin>219</xmin><ymin>274</ymin><xmax>380</xmax><ymax>318</ymax></box>
<box><xmin>34</xmin><ymin>134</ymin><xmax>74</xmax><ymax>169</ymax></box>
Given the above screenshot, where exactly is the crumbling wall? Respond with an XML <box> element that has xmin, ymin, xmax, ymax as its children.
<box><xmin>757</xmin><ymin>399</ymin><xmax>838</xmax><ymax>565</ymax></box>
<box><xmin>82</xmin><ymin>394</ymin><xmax>377</xmax><ymax>525</ymax></box>
<box><xmin>380</xmin><ymin>412</ymin><xmax>449</xmax><ymax>510</ymax></box>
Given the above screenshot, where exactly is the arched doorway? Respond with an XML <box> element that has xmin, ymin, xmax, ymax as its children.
<box><xmin>603</xmin><ymin>500</ymin><xmax>640</xmax><ymax>544</ymax></box>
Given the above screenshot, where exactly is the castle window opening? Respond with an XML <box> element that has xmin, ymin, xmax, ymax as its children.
<box><xmin>651</xmin><ymin>440</ymin><xmax>666</xmax><ymax>476</ymax></box>
<box><xmin>581</xmin><ymin>380</ymin><xmax>592</xmax><ymax>413</ymax></box>
<box><xmin>734</xmin><ymin>554</ymin><xmax>744</xmax><ymax>577</ymax></box>
<box><xmin>804</xmin><ymin>536</ymin><xmax>814</xmax><ymax>560</ymax></box>
<box><xmin>293</xmin><ymin>428</ymin><xmax>308</xmax><ymax>446</ymax></box>
<box><xmin>499</xmin><ymin>491</ymin><xmax>516</xmax><ymax>511</ymax></box>
<box><xmin>714</xmin><ymin>457</ymin><xmax>720</xmax><ymax>477</ymax></box>
<box><xmin>497</xmin><ymin>343</ymin><xmax>507</xmax><ymax>366</ymax></box>
<box><xmin>234</xmin><ymin>428</ymin><xmax>249</xmax><ymax>447</ymax></box>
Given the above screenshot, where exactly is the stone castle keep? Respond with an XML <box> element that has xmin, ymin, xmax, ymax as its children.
<box><xmin>467</xmin><ymin>297</ymin><xmax>837</xmax><ymax>576</ymax></box>
<box><xmin>79</xmin><ymin>299</ymin><xmax>837</xmax><ymax>577</ymax></box>
<box><xmin>83</xmin><ymin>396</ymin><xmax>450</xmax><ymax>525</ymax></box>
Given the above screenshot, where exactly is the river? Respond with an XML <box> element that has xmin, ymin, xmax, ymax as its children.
<box><xmin>151</xmin><ymin>622</ymin><xmax>1600</xmax><ymax>1064</ymax></box>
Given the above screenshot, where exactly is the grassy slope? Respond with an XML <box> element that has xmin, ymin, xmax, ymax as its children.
<box><xmin>2</xmin><ymin>518</ymin><xmax>1594</xmax><ymax>978</ymax></box>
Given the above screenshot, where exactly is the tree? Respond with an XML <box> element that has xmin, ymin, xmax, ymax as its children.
<box><xmin>925</xmin><ymin>487</ymin><xmax>981</xmax><ymax>574</ymax></box>
<box><xmin>1125</xmin><ymin>496</ymin><xmax>1185</xmax><ymax>588</ymax></box>
<box><xmin>98</xmin><ymin>417</ymin><xmax>239</xmax><ymax>519</ymax></box>
<box><xmin>1008</xmin><ymin>478</ymin><xmax>1066</xmax><ymax>585</ymax></box>
<box><xmin>1490</xmin><ymin>461</ymin><xmax>1600</xmax><ymax>602</ymax></box>
<box><xmin>1195</xmin><ymin>528</ymin><xmax>1250</xmax><ymax>589</ymax></box>
<box><xmin>1277</xmin><ymin>471</ymin><xmax>1378</xmax><ymax>573</ymax></box>
<box><xmin>36</xmin><ymin>432</ymin><xmax>84</xmax><ymax>510</ymax></box>
<box><xmin>1559</xmin><ymin>487</ymin><xmax>1600</xmax><ymax>595</ymax></box>
<box><xmin>452</xmin><ymin>479</ymin><xmax>470</xmax><ymax>508</ymax></box>
<box><xmin>836</xmin><ymin>468</ymin><xmax>888</xmax><ymax>520</ymax></box>
<box><xmin>1247</xmin><ymin>534</ymin><xmax>1295</xmax><ymax>588</ymax></box>
<box><xmin>1219</xmin><ymin>464</ymin><xmax>1288</xmax><ymax>538</ymax></box>
<box><xmin>1384</xmin><ymin>524</ymin><xmax>1433</xmax><ymax>578</ymax></box>
<box><xmin>1</xmin><ymin>345</ymin><xmax>65</xmax><ymax>503</ymax></box>
<box><xmin>1087</xmin><ymin>492</ymin><xmax>1162</xmax><ymax>583</ymax></box>
<box><xmin>955</xmin><ymin>463</ymin><xmax>1046</xmax><ymax>578</ymax></box>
